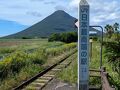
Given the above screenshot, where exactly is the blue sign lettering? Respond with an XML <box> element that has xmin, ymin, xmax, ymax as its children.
<box><xmin>81</xmin><ymin>22</ymin><xmax>87</xmax><ymax>27</ymax></box>
<box><xmin>81</xmin><ymin>58</ymin><xmax>87</xmax><ymax>65</ymax></box>
<box><xmin>81</xmin><ymin>29</ymin><xmax>87</xmax><ymax>35</ymax></box>
<box><xmin>82</xmin><ymin>14</ymin><xmax>87</xmax><ymax>20</ymax></box>
<box><xmin>81</xmin><ymin>36</ymin><xmax>87</xmax><ymax>43</ymax></box>
<box><xmin>81</xmin><ymin>51</ymin><xmax>87</xmax><ymax>57</ymax></box>
<box><xmin>81</xmin><ymin>44</ymin><xmax>87</xmax><ymax>50</ymax></box>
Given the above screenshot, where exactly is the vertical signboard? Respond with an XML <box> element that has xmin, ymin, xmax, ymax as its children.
<box><xmin>78</xmin><ymin>0</ymin><xmax>89</xmax><ymax>90</ymax></box>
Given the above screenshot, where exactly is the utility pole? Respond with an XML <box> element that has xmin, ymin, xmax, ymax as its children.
<box><xmin>78</xmin><ymin>0</ymin><xmax>89</xmax><ymax>90</ymax></box>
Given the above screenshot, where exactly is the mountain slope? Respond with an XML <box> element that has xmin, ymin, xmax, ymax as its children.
<box><xmin>5</xmin><ymin>10</ymin><xmax>77</xmax><ymax>38</ymax></box>
<box><xmin>3</xmin><ymin>10</ymin><xmax>102</xmax><ymax>38</ymax></box>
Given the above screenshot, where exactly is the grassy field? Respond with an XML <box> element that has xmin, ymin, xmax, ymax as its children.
<box><xmin>57</xmin><ymin>41</ymin><xmax>120</xmax><ymax>89</ymax></box>
<box><xmin>0</xmin><ymin>39</ymin><xmax>119</xmax><ymax>89</ymax></box>
<box><xmin>0</xmin><ymin>39</ymin><xmax>77</xmax><ymax>90</ymax></box>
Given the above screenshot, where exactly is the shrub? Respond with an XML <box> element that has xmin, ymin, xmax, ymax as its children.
<box><xmin>0</xmin><ymin>42</ymin><xmax>74</xmax><ymax>80</ymax></box>
<box><xmin>0</xmin><ymin>62</ymin><xmax>5</xmax><ymax>78</ymax></box>
<box><xmin>111</xmin><ymin>33</ymin><xmax>120</xmax><ymax>42</ymax></box>
<box><xmin>60</xmin><ymin>32</ymin><xmax>77</xmax><ymax>43</ymax></box>
<box><xmin>45</xmin><ymin>43</ymin><xmax>77</xmax><ymax>56</ymax></box>
<box><xmin>0</xmin><ymin>51</ymin><xmax>29</xmax><ymax>79</ymax></box>
<box><xmin>22</xmin><ymin>37</ymin><xmax>31</xmax><ymax>39</ymax></box>
<box><xmin>28</xmin><ymin>49</ymin><xmax>46</xmax><ymax>65</ymax></box>
<box><xmin>90</xmin><ymin>36</ymin><xmax>98</xmax><ymax>41</ymax></box>
<box><xmin>48</xmin><ymin>32</ymin><xmax>77</xmax><ymax>43</ymax></box>
<box><xmin>9</xmin><ymin>51</ymin><xmax>29</xmax><ymax>73</ymax></box>
<box><xmin>103</xmin><ymin>41</ymin><xmax>120</xmax><ymax>75</ymax></box>
<box><xmin>48</xmin><ymin>33</ymin><xmax>61</xmax><ymax>42</ymax></box>
<box><xmin>0</xmin><ymin>50</ymin><xmax>45</xmax><ymax>80</ymax></box>
<box><xmin>0</xmin><ymin>48</ymin><xmax>16</xmax><ymax>54</ymax></box>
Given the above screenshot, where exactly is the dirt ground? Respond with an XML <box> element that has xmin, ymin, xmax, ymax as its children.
<box><xmin>43</xmin><ymin>78</ymin><xmax>77</xmax><ymax>90</ymax></box>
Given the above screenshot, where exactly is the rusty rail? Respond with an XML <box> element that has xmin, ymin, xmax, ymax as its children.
<box><xmin>89</xmin><ymin>67</ymin><xmax>116</xmax><ymax>90</ymax></box>
<box><xmin>101</xmin><ymin>67</ymin><xmax>115</xmax><ymax>90</ymax></box>
<box><xmin>90</xmin><ymin>69</ymin><xmax>101</xmax><ymax>72</ymax></box>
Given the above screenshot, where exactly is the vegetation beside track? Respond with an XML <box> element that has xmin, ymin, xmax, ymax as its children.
<box><xmin>0</xmin><ymin>39</ymin><xmax>77</xmax><ymax>90</ymax></box>
<box><xmin>57</xmin><ymin>41</ymin><xmax>120</xmax><ymax>89</ymax></box>
<box><xmin>57</xmin><ymin>53</ymin><xmax>77</xmax><ymax>84</ymax></box>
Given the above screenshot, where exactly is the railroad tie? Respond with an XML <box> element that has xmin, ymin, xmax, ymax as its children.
<box><xmin>46</xmin><ymin>71</ymin><xmax>56</xmax><ymax>75</ymax></box>
<box><xmin>39</xmin><ymin>76</ymin><xmax>53</xmax><ymax>80</ymax></box>
<box><xmin>24</xmin><ymin>75</ymin><xmax>54</xmax><ymax>90</ymax></box>
<box><xmin>23</xmin><ymin>86</ymin><xmax>40</xmax><ymax>90</ymax></box>
<box><xmin>31</xmin><ymin>82</ymin><xmax>45</xmax><ymax>86</ymax></box>
<box><xmin>89</xmin><ymin>86</ymin><xmax>101</xmax><ymax>90</ymax></box>
<box><xmin>55</xmin><ymin>65</ymin><xmax>65</xmax><ymax>69</ymax></box>
<box><xmin>35</xmin><ymin>79</ymin><xmax>49</xmax><ymax>83</ymax></box>
<box><xmin>52</xmin><ymin>68</ymin><xmax>61</xmax><ymax>71</ymax></box>
<box><xmin>44</xmin><ymin>74</ymin><xmax>55</xmax><ymax>77</ymax></box>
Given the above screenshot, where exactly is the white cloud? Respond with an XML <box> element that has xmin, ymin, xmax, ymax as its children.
<box><xmin>44</xmin><ymin>1</ymin><xmax>56</xmax><ymax>4</ymax></box>
<box><xmin>69</xmin><ymin>0</ymin><xmax>79</xmax><ymax>7</ymax></box>
<box><xmin>26</xmin><ymin>11</ymin><xmax>42</xmax><ymax>17</ymax></box>
<box><xmin>54</xmin><ymin>5</ymin><xmax>68</xmax><ymax>11</ymax></box>
<box><xmin>0</xmin><ymin>0</ymin><xmax>55</xmax><ymax>25</ymax></box>
<box><xmin>69</xmin><ymin>0</ymin><xmax>120</xmax><ymax>25</ymax></box>
<box><xmin>0</xmin><ymin>0</ymin><xmax>120</xmax><ymax>26</ymax></box>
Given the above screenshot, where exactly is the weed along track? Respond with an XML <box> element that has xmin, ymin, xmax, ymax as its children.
<box><xmin>13</xmin><ymin>48</ymin><xmax>77</xmax><ymax>90</ymax></box>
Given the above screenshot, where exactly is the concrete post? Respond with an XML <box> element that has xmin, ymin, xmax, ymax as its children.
<box><xmin>78</xmin><ymin>0</ymin><xmax>89</xmax><ymax>90</ymax></box>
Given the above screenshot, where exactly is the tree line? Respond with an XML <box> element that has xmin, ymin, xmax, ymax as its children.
<box><xmin>48</xmin><ymin>32</ymin><xmax>78</xmax><ymax>43</ymax></box>
<box><xmin>104</xmin><ymin>22</ymin><xmax>120</xmax><ymax>41</ymax></box>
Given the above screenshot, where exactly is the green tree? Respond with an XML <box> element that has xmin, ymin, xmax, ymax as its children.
<box><xmin>60</xmin><ymin>32</ymin><xmax>77</xmax><ymax>43</ymax></box>
<box><xmin>48</xmin><ymin>33</ymin><xmax>60</xmax><ymax>42</ymax></box>
<box><xmin>113</xmin><ymin>23</ymin><xmax>120</xmax><ymax>41</ymax></box>
<box><xmin>48</xmin><ymin>32</ymin><xmax>77</xmax><ymax>43</ymax></box>
<box><xmin>105</xmin><ymin>24</ymin><xmax>114</xmax><ymax>38</ymax></box>
<box><xmin>113</xmin><ymin>23</ymin><xmax>119</xmax><ymax>32</ymax></box>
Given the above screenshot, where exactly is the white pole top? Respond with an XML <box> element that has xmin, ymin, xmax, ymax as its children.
<box><xmin>90</xmin><ymin>39</ymin><xmax>93</xmax><ymax>43</ymax></box>
<box><xmin>80</xmin><ymin>0</ymin><xmax>89</xmax><ymax>5</ymax></box>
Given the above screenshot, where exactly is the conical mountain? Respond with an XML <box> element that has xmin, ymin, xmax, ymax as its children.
<box><xmin>5</xmin><ymin>10</ymin><xmax>77</xmax><ymax>38</ymax></box>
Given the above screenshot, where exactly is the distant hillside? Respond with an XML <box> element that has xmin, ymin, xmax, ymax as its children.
<box><xmin>4</xmin><ymin>10</ymin><xmax>77</xmax><ymax>38</ymax></box>
<box><xmin>3</xmin><ymin>10</ymin><xmax>102</xmax><ymax>39</ymax></box>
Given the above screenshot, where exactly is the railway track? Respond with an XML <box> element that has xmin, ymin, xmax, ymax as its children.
<box><xmin>14</xmin><ymin>49</ymin><xmax>77</xmax><ymax>90</ymax></box>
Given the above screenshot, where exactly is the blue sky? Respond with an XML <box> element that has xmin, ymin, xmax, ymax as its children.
<box><xmin>0</xmin><ymin>0</ymin><xmax>120</xmax><ymax>36</ymax></box>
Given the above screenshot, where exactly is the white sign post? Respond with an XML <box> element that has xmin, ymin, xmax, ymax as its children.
<box><xmin>78</xmin><ymin>0</ymin><xmax>89</xmax><ymax>90</ymax></box>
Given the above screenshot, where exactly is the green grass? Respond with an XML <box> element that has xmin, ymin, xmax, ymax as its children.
<box><xmin>57</xmin><ymin>41</ymin><xmax>120</xmax><ymax>89</ymax></box>
<box><xmin>57</xmin><ymin>53</ymin><xmax>77</xmax><ymax>84</ymax></box>
<box><xmin>0</xmin><ymin>39</ymin><xmax>77</xmax><ymax>90</ymax></box>
<box><xmin>0</xmin><ymin>39</ymin><xmax>64</xmax><ymax>60</ymax></box>
<box><xmin>0</xmin><ymin>64</ymin><xmax>43</xmax><ymax>90</ymax></box>
<box><xmin>90</xmin><ymin>41</ymin><xmax>120</xmax><ymax>89</ymax></box>
<box><xmin>89</xmin><ymin>42</ymin><xmax>102</xmax><ymax>86</ymax></box>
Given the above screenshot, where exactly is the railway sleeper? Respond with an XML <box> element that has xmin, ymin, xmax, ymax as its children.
<box><xmin>23</xmin><ymin>86</ymin><xmax>41</xmax><ymax>90</ymax></box>
<box><xmin>43</xmin><ymin>74</ymin><xmax>55</xmax><ymax>77</ymax></box>
<box><xmin>31</xmin><ymin>82</ymin><xmax>45</xmax><ymax>86</ymax></box>
<box><xmin>39</xmin><ymin>76</ymin><xmax>53</xmax><ymax>80</ymax></box>
<box><xmin>35</xmin><ymin>79</ymin><xmax>49</xmax><ymax>83</ymax></box>
<box><xmin>46</xmin><ymin>71</ymin><xmax>56</xmax><ymax>75</ymax></box>
<box><xmin>52</xmin><ymin>68</ymin><xmax>61</xmax><ymax>71</ymax></box>
<box><xmin>89</xmin><ymin>85</ymin><xmax>101</xmax><ymax>90</ymax></box>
